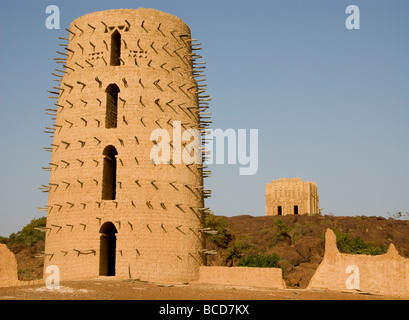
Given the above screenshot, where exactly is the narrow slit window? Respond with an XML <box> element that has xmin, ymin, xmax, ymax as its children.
<box><xmin>294</xmin><ymin>205</ymin><xmax>298</xmax><ymax>215</ymax></box>
<box><xmin>278</xmin><ymin>206</ymin><xmax>282</xmax><ymax>216</ymax></box>
<box><xmin>102</xmin><ymin>145</ymin><xmax>118</xmax><ymax>200</ymax></box>
<box><xmin>105</xmin><ymin>84</ymin><xmax>119</xmax><ymax>129</ymax></box>
<box><xmin>110</xmin><ymin>30</ymin><xmax>121</xmax><ymax>66</ymax></box>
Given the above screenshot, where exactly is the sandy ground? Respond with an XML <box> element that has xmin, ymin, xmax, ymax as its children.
<box><xmin>0</xmin><ymin>277</ymin><xmax>406</xmax><ymax>300</ymax></box>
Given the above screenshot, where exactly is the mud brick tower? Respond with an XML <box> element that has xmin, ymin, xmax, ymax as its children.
<box><xmin>41</xmin><ymin>9</ymin><xmax>212</xmax><ymax>282</ymax></box>
<box><xmin>266</xmin><ymin>178</ymin><xmax>319</xmax><ymax>216</ymax></box>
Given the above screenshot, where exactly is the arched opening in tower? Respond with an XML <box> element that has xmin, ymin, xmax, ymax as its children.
<box><xmin>99</xmin><ymin>222</ymin><xmax>118</xmax><ymax>276</ymax></box>
<box><xmin>102</xmin><ymin>145</ymin><xmax>118</xmax><ymax>200</ymax></box>
<box><xmin>110</xmin><ymin>30</ymin><xmax>121</xmax><ymax>66</ymax></box>
<box><xmin>105</xmin><ymin>84</ymin><xmax>120</xmax><ymax>128</ymax></box>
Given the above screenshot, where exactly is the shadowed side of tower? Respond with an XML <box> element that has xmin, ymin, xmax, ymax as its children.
<box><xmin>43</xmin><ymin>9</ymin><xmax>208</xmax><ymax>283</ymax></box>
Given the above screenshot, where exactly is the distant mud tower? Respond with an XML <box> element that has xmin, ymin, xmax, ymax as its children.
<box><xmin>42</xmin><ymin>9</ymin><xmax>212</xmax><ymax>283</ymax></box>
<box><xmin>266</xmin><ymin>178</ymin><xmax>319</xmax><ymax>216</ymax></box>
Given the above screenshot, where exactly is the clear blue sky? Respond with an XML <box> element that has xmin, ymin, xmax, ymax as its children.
<box><xmin>0</xmin><ymin>0</ymin><xmax>408</xmax><ymax>237</ymax></box>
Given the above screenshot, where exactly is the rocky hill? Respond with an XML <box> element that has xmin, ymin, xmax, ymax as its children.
<box><xmin>205</xmin><ymin>214</ymin><xmax>409</xmax><ymax>288</ymax></box>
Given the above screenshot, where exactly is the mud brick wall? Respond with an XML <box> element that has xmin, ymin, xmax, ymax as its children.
<box><xmin>197</xmin><ymin>266</ymin><xmax>286</xmax><ymax>289</ymax></box>
<box><xmin>0</xmin><ymin>244</ymin><xmax>19</xmax><ymax>287</ymax></box>
<box><xmin>308</xmin><ymin>229</ymin><xmax>409</xmax><ymax>297</ymax></box>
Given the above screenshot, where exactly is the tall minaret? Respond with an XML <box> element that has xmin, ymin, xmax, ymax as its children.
<box><xmin>42</xmin><ymin>8</ymin><xmax>211</xmax><ymax>283</ymax></box>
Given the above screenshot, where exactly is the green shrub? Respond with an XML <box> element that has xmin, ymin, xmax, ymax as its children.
<box><xmin>7</xmin><ymin>217</ymin><xmax>47</xmax><ymax>247</ymax></box>
<box><xmin>237</xmin><ymin>253</ymin><xmax>281</xmax><ymax>268</ymax></box>
<box><xmin>332</xmin><ymin>229</ymin><xmax>387</xmax><ymax>255</ymax></box>
<box><xmin>288</xmin><ymin>223</ymin><xmax>305</xmax><ymax>244</ymax></box>
<box><xmin>204</xmin><ymin>214</ymin><xmax>233</xmax><ymax>248</ymax></box>
<box><xmin>273</xmin><ymin>218</ymin><xmax>291</xmax><ymax>241</ymax></box>
<box><xmin>228</xmin><ymin>234</ymin><xmax>252</xmax><ymax>260</ymax></box>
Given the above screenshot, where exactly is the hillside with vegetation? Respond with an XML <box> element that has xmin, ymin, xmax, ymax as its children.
<box><xmin>2</xmin><ymin>213</ymin><xmax>408</xmax><ymax>288</ymax></box>
<box><xmin>205</xmin><ymin>213</ymin><xmax>409</xmax><ymax>288</ymax></box>
<box><xmin>0</xmin><ymin>217</ymin><xmax>46</xmax><ymax>281</ymax></box>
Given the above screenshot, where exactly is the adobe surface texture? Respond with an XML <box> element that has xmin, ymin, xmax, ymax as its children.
<box><xmin>44</xmin><ymin>8</ymin><xmax>207</xmax><ymax>283</ymax></box>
